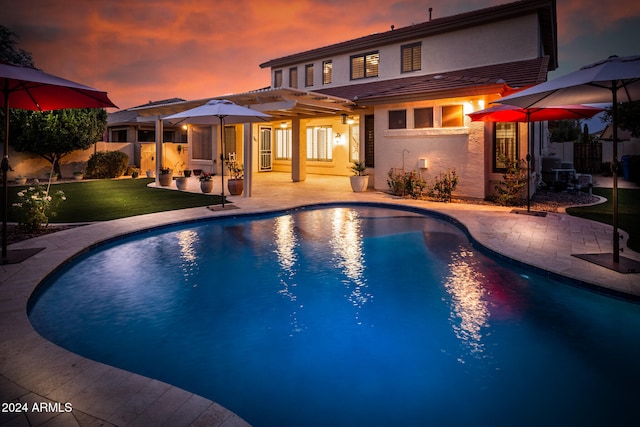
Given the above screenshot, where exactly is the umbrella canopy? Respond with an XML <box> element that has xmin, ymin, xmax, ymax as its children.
<box><xmin>467</xmin><ymin>104</ymin><xmax>604</xmax><ymax>122</ymax></box>
<box><xmin>164</xmin><ymin>99</ymin><xmax>272</xmax><ymax>208</ymax></box>
<box><xmin>497</xmin><ymin>55</ymin><xmax>640</xmax><ymax>108</ymax></box>
<box><xmin>468</xmin><ymin>103</ymin><xmax>604</xmax><ymax>213</ymax></box>
<box><xmin>1</xmin><ymin>62</ymin><xmax>117</xmax><ymax>111</ymax></box>
<box><xmin>164</xmin><ymin>99</ymin><xmax>271</xmax><ymax>125</ymax></box>
<box><xmin>496</xmin><ymin>54</ymin><xmax>640</xmax><ymax>267</ymax></box>
<box><xmin>1</xmin><ymin>62</ymin><xmax>117</xmax><ymax>262</ymax></box>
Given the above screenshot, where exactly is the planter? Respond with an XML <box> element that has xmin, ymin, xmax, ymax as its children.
<box><xmin>349</xmin><ymin>175</ymin><xmax>369</xmax><ymax>192</ymax></box>
<box><xmin>227</xmin><ymin>178</ymin><xmax>243</xmax><ymax>196</ymax></box>
<box><xmin>146</xmin><ymin>170</ymin><xmax>154</xmax><ymax>178</ymax></box>
<box><xmin>176</xmin><ymin>177</ymin><xmax>189</xmax><ymax>191</ymax></box>
<box><xmin>47</xmin><ymin>175</ymin><xmax>58</xmax><ymax>182</ymax></box>
<box><xmin>200</xmin><ymin>180</ymin><xmax>214</xmax><ymax>193</ymax></box>
<box><xmin>73</xmin><ymin>174</ymin><xmax>84</xmax><ymax>181</ymax></box>
<box><xmin>158</xmin><ymin>172</ymin><xmax>173</xmax><ymax>186</ymax></box>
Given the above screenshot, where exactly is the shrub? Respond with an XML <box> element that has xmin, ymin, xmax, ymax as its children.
<box><xmin>11</xmin><ymin>181</ymin><xmax>66</xmax><ymax>232</ymax></box>
<box><xmin>86</xmin><ymin>151</ymin><xmax>129</xmax><ymax>178</ymax></box>
<box><xmin>493</xmin><ymin>156</ymin><xmax>527</xmax><ymax>206</ymax></box>
<box><xmin>387</xmin><ymin>169</ymin><xmax>427</xmax><ymax>199</ymax></box>
<box><xmin>428</xmin><ymin>169</ymin><xmax>458</xmax><ymax>202</ymax></box>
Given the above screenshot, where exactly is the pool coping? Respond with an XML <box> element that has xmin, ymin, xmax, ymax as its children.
<box><xmin>2</xmin><ymin>187</ymin><xmax>639</xmax><ymax>426</ymax></box>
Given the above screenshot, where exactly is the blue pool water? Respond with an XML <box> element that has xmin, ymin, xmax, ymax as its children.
<box><xmin>29</xmin><ymin>205</ymin><xmax>640</xmax><ymax>427</ymax></box>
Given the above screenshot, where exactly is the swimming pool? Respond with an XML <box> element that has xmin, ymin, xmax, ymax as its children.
<box><xmin>29</xmin><ymin>205</ymin><xmax>640</xmax><ymax>427</ymax></box>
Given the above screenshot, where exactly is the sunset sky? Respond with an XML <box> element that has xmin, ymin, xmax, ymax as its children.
<box><xmin>1</xmin><ymin>0</ymin><xmax>639</xmax><ymax>112</ymax></box>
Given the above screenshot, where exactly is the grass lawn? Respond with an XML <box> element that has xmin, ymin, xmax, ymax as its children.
<box><xmin>567</xmin><ymin>187</ymin><xmax>640</xmax><ymax>253</ymax></box>
<box><xmin>8</xmin><ymin>178</ymin><xmax>224</xmax><ymax>223</ymax></box>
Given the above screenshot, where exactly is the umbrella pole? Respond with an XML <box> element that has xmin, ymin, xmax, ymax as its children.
<box><xmin>527</xmin><ymin>115</ymin><xmax>531</xmax><ymax>212</ymax></box>
<box><xmin>220</xmin><ymin>116</ymin><xmax>225</xmax><ymax>208</ymax></box>
<box><xmin>2</xmin><ymin>90</ymin><xmax>9</xmax><ymax>259</ymax></box>
<box><xmin>611</xmin><ymin>83</ymin><xmax>620</xmax><ymax>264</ymax></box>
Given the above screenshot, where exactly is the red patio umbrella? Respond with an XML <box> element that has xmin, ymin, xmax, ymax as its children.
<box><xmin>1</xmin><ymin>62</ymin><xmax>117</xmax><ymax>263</ymax></box>
<box><xmin>468</xmin><ymin>104</ymin><xmax>603</xmax><ymax>212</ymax></box>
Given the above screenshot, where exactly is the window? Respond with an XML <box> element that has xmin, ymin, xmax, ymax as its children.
<box><xmin>274</xmin><ymin>70</ymin><xmax>283</xmax><ymax>87</ymax></box>
<box><xmin>414</xmin><ymin>107</ymin><xmax>433</xmax><ymax>128</ymax></box>
<box><xmin>137</xmin><ymin>129</ymin><xmax>155</xmax><ymax>142</ymax></box>
<box><xmin>364</xmin><ymin>114</ymin><xmax>375</xmax><ymax>167</ymax></box>
<box><xmin>401</xmin><ymin>42</ymin><xmax>421</xmax><ymax>73</ymax></box>
<box><xmin>192</xmin><ymin>125</ymin><xmax>212</xmax><ymax>160</ymax></box>
<box><xmin>111</xmin><ymin>128</ymin><xmax>127</xmax><ymax>142</ymax></box>
<box><xmin>306</xmin><ymin>126</ymin><xmax>333</xmax><ymax>161</ymax></box>
<box><xmin>289</xmin><ymin>67</ymin><xmax>298</xmax><ymax>88</ymax></box>
<box><xmin>275</xmin><ymin>128</ymin><xmax>292</xmax><ymax>160</ymax></box>
<box><xmin>442</xmin><ymin>105</ymin><xmax>463</xmax><ymax>127</ymax></box>
<box><xmin>388</xmin><ymin>110</ymin><xmax>406</xmax><ymax>129</ymax></box>
<box><xmin>494</xmin><ymin>122</ymin><xmax>518</xmax><ymax>171</ymax></box>
<box><xmin>323</xmin><ymin>60</ymin><xmax>332</xmax><ymax>84</ymax></box>
<box><xmin>351</xmin><ymin>51</ymin><xmax>379</xmax><ymax>80</ymax></box>
<box><xmin>305</xmin><ymin>64</ymin><xmax>314</xmax><ymax>87</ymax></box>
<box><xmin>349</xmin><ymin>124</ymin><xmax>360</xmax><ymax>163</ymax></box>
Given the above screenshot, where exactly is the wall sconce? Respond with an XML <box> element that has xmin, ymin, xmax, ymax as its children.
<box><xmin>335</xmin><ymin>133</ymin><xmax>342</xmax><ymax>139</ymax></box>
<box><xmin>280</xmin><ymin>122</ymin><xmax>288</xmax><ymax>129</ymax></box>
<box><xmin>341</xmin><ymin>113</ymin><xmax>347</xmax><ymax>125</ymax></box>
<box><xmin>418</xmin><ymin>158</ymin><xmax>428</xmax><ymax>169</ymax></box>
<box><xmin>182</xmin><ymin>124</ymin><xmax>188</xmax><ymax>130</ymax></box>
<box><xmin>347</xmin><ymin>117</ymin><xmax>355</xmax><ymax>125</ymax></box>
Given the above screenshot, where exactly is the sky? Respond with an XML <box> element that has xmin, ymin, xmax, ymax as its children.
<box><xmin>1</xmin><ymin>0</ymin><xmax>639</xmax><ymax>125</ymax></box>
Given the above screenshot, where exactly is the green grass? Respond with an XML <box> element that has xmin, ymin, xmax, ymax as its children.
<box><xmin>8</xmin><ymin>178</ymin><xmax>224</xmax><ymax>223</ymax></box>
<box><xmin>567</xmin><ymin>188</ymin><xmax>640</xmax><ymax>253</ymax></box>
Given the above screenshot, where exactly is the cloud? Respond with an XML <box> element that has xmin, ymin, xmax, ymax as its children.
<box><xmin>1</xmin><ymin>0</ymin><xmax>639</xmax><ymax>108</ymax></box>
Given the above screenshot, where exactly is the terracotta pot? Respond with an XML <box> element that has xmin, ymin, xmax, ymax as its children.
<box><xmin>200</xmin><ymin>180</ymin><xmax>214</xmax><ymax>193</ymax></box>
<box><xmin>158</xmin><ymin>172</ymin><xmax>173</xmax><ymax>186</ymax></box>
<box><xmin>227</xmin><ymin>179</ymin><xmax>243</xmax><ymax>195</ymax></box>
<box><xmin>349</xmin><ymin>175</ymin><xmax>369</xmax><ymax>192</ymax></box>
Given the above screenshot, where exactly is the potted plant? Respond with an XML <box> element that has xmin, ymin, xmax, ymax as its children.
<box><xmin>175</xmin><ymin>172</ymin><xmax>190</xmax><ymax>191</ymax></box>
<box><xmin>199</xmin><ymin>173</ymin><xmax>214</xmax><ymax>193</ymax></box>
<box><xmin>158</xmin><ymin>167</ymin><xmax>173</xmax><ymax>186</ymax></box>
<box><xmin>131</xmin><ymin>168</ymin><xmax>139</xmax><ymax>179</ymax></box>
<box><xmin>73</xmin><ymin>170</ymin><xmax>84</xmax><ymax>180</ymax></box>
<box><xmin>14</xmin><ymin>175</ymin><xmax>27</xmax><ymax>185</ymax></box>
<box><xmin>226</xmin><ymin>161</ymin><xmax>244</xmax><ymax>195</ymax></box>
<box><xmin>349</xmin><ymin>160</ymin><xmax>369</xmax><ymax>192</ymax></box>
<box><xmin>146</xmin><ymin>169</ymin><xmax>154</xmax><ymax>178</ymax></box>
<box><xmin>46</xmin><ymin>172</ymin><xmax>59</xmax><ymax>182</ymax></box>
<box><xmin>183</xmin><ymin>169</ymin><xmax>192</xmax><ymax>178</ymax></box>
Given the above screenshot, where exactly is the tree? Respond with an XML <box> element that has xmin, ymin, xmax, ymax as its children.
<box><xmin>548</xmin><ymin>119</ymin><xmax>581</xmax><ymax>142</ymax></box>
<box><xmin>10</xmin><ymin>108</ymin><xmax>107</xmax><ymax>177</ymax></box>
<box><xmin>0</xmin><ymin>25</ymin><xmax>34</xmax><ymax>67</ymax></box>
<box><xmin>602</xmin><ymin>101</ymin><xmax>640</xmax><ymax>137</ymax></box>
<box><xmin>1</xmin><ymin>25</ymin><xmax>108</xmax><ymax>177</ymax></box>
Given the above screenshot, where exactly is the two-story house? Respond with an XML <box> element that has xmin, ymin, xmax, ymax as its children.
<box><xmin>108</xmin><ymin>0</ymin><xmax>557</xmax><ymax>199</ymax></box>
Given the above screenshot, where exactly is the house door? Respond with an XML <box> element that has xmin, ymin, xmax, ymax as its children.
<box><xmin>259</xmin><ymin>127</ymin><xmax>272</xmax><ymax>171</ymax></box>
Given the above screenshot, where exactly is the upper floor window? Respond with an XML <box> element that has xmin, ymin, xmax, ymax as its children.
<box><xmin>351</xmin><ymin>51</ymin><xmax>379</xmax><ymax>80</ymax></box>
<box><xmin>305</xmin><ymin>64</ymin><xmax>314</xmax><ymax>87</ymax></box>
<box><xmin>289</xmin><ymin>67</ymin><xmax>298</xmax><ymax>88</ymax></box>
<box><xmin>323</xmin><ymin>60</ymin><xmax>333</xmax><ymax>84</ymax></box>
<box><xmin>274</xmin><ymin>70</ymin><xmax>283</xmax><ymax>88</ymax></box>
<box><xmin>442</xmin><ymin>105</ymin><xmax>463</xmax><ymax>127</ymax></box>
<box><xmin>401</xmin><ymin>42</ymin><xmax>421</xmax><ymax>73</ymax></box>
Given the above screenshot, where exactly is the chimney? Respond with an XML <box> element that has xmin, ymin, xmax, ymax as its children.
<box><xmin>429</xmin><ymin>7</ymin><xmax>433</xmax><ymax>21</ymax></box>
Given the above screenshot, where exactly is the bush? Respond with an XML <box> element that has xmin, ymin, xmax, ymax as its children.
<box><xmin>87</xmin><ymin>151</ymin><xmax>129</xmax><ymax>178</ymax></box>
<box><xmin>387</xmin><ymin>169</ymin><xmax>427</xmax><ymax>199</ymax></box>
<box><xmin>11</xmin><ymin>182</ymin><xmax>66</xmax><ymax>232</ymax></box>
<box><xmin>493</xmin><ymin>157</ymin><xmax>527</xmax><ymax>206</ymax></box>
<box><xmin>428</xmin><ymin>169</ymin><xmax>458</xmax><ymax>202</ymax></box>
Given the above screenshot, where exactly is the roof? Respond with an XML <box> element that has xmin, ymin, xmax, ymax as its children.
<box><xmin>260</xmin><ymin>0</ymin><xmax>557</xmax><ymax>71</ymax></box>
<box><xmin>317</xmin><ymin>57</ymin><xmax>550</xmax><ymax>104</ymax></box>
<box><xmin>215</xmin><ymin>87</ymin><xmax>355</xmax><ymax>118</ymax></box>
